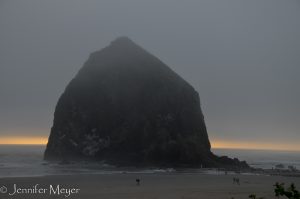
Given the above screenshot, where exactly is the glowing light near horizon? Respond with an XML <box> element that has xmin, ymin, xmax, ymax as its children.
<box><xmin>0</xmin><ymin>136</ymin><xmax>48</xmax><ymax>145</ymax></box>
<box><xmin>211</xmin><ymin>140</ymin><xmax>300</xmax><ymax>151</ymax></box>
<box><xmin>0</xmin><ymin>136</ymin><xmax>299</xmax><ymax>151</ymax></box>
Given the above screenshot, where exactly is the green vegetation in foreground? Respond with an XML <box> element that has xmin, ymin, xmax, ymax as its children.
<box><xmin>231</xmin><ymin>183</ymin><xmax>300</xmax><ymax>199</ymax></box>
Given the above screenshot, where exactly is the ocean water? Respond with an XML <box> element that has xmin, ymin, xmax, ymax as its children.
<box><xmin>0</xmin><ymin>145</ymin><xmax>299</xmax><ymax>178</ymax></box>
<box><xmin>212</xmin><ymin>148</ymin><xmax>300</xmax><ymax>170</ymax></box>
<box><xmin>0</xmin><ymin>145</ymin><xmax>173</xmax><ymax>178</ymax></box>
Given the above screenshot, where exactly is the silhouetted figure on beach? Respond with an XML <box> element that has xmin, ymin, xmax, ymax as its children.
<box><xmin>136</xmin><ymin>178</ymin><xmax>140</xmax><ymax>186</ymax></box>
<box><xmin>233</xmin><ymin>177</ymin><xmax>240</xmax><ymax>185</ymax></box>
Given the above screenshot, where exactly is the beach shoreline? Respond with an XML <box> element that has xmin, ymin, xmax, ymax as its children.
<box><xmin>1</xmin><ymin>172</ymin><xmax>300</xmax><ymax>199</ymax></box>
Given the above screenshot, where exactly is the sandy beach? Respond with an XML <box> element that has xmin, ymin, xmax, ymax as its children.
<box><xmin>1</xmin><ymin>173</ymin><xmax>299</xmax><ymax>199</ymax></box>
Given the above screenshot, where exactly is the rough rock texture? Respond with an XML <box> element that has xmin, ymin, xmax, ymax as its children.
<box><xmin>45</xmin><ymin>37</ymin><xmax>248</xmax><ymax>168</ymax></box>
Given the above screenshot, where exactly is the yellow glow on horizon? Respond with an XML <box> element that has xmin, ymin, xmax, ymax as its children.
<box><xmin>0</xmin><ymin>136</ymin><xmax>299</xmax><ymax>151</ymax></box>
<box><xmin>0</xmin><ymin>136</ymin><xmax>48</xmax><ymax>145</ymax></box>
<box><xmin>211</xmin><ymin>139</ymin><xmax>300</xmax><ymax>151</ymax></box>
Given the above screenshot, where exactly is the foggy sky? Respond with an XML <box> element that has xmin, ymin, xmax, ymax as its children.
<box><xmin>1</xmin><ymin>0</ymin><xmax>299</xmax><ymax>147</ymax></box>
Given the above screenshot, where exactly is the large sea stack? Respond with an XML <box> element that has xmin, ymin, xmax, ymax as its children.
<box><xmin>45</xmin><ymin>37</ymin><xmax>248</xmax><ymax>169</ymax></box>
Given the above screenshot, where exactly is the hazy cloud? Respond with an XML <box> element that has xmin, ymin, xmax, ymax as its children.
<box><xmin>0</xmin><ymin>0</ymin><xmax>299</xmax><ymax>145</ymax></box>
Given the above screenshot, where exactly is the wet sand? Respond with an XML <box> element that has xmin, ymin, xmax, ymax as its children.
<box><xmin>1</xmin><ymin>173</ymin><xmax>299</xmax><ymax>199</ymax></box>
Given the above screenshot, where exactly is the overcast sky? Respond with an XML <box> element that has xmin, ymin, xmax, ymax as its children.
<box><xmin>0</xmin><ymin>0</ymin><xmax>299</xmax><ymax>148</ymax></box>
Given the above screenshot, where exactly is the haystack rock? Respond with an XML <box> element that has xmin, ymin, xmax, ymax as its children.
<box><xmin>45</xmin><ymin>37</ymin><xmax>248</xmax><ymax>169</ymax></box>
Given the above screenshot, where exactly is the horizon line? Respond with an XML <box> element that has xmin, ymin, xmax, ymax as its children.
<box><xmin>0</xmin><ymin>144</ymin><xmax>299</xmax><ymax>152</ymax></box>
<box><xmin>212</xmin><ymin>146</ymin><xmax>300</xmax><ymax>152</ymax></box>
<box><xmin>0</xmin><ymin>136</ymin><xmax>299</xmax><ymax>152</ymax></box>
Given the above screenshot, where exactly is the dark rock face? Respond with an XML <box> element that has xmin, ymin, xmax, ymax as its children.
<box><xmin>45</xmin><ymin>37</ymin><xmax>248</xmax><ymax>169</ymax></box>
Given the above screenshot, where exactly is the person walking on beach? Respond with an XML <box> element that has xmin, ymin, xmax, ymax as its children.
<box><xmin>233</xmin><ymin>177</ymin><xmax>240</xmax><ymax>185</ymax></box>
<box><xmin>136</xmin><ymin>178</ymin><xmax>140</xmax><ymax>186</ymax></box>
